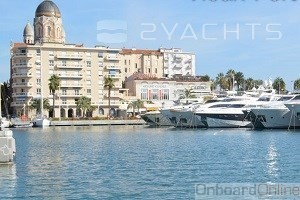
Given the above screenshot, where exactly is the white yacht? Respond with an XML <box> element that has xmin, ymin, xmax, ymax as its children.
<box><xmin>1</xmin><ymin>117</ymin><xmax>11</xmax><ymax>128</ymax></box>
<box><xmin>191</xmin><ymin>94</ymin><xmax>279</xmax><ymax>128</ymax></box>
<box><xmin>141</xmin><ymin>110</ymin><xmax>173</xmax><ymax>126</ymax></box>
<box><xmin>32</xmin><ymin>115</ymin><xmax>50</xmax><ymax>127</ymax></box>
<box><xmin>247</xmin><ymin>95</ymin><xmax>300</xmax><ymax>129</ymax></box>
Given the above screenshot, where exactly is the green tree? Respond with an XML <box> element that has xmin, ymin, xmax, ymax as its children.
<box><xmin>29</xmin><ymin>98</ymin><xmax>50</xmax><ymax>114</ymax></box>
<box><xmin>104</xmin><ymin>77</ymin><xmax>115</xmax><ymax>118</ymax></box>
<box><xmin>272</xmin><ymin>77</ymin><xmax>286</xmax><ymax>94</ymax></box>
<box><xmin>200</xmin><ymin>75</ymin><xmax>210</xmax><ymax>82</ymax></box>
<box><xmin>245</xmin><ymin>78</ymin><xmax>255</xmax><ymax>90</ymax></box>
<box><xmin>179</xmin><ymin>88</ymin><xmax>196</xmax><ymax>99</ymax></box>
<box><xmin>226</xmin><ymin>69</ymin><xmax>236</xmax><ymax>90</ymax></box>
<box><xmin>127</xmin><ymin>99</ymin><xmax>144</xmax><ymax>117</ymax></box>
<box><xmin>294</xmin><ymin>79</ymin><xmax>300</xmax><ymax>90</ymax></box>
<box><xmin>215</xmin><ymin>73</ymin><xmax>229</xmax><ymax>91</ymax></box>
<box><xmin>76</xmin><ymin>96</ymin><xmax>92</xmax><ymax>117</ymax></box>
<box><xmin>235</xmin><ymin>71</ymin><xmax>244</xmax><ymax>90</ymax></box>
<box><xmin>48</xmin><ymin>75</ymin><xmax>60</xmax><ymax>118</ymax></box>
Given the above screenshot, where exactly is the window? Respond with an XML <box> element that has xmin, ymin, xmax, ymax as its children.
<box><xmin>49</xmin><ymin>51</ymin><xmax>54</xmax><ymax>57</ymax></box>
<box><xmin>36</xmin><ymin>49</ymin><xmax>40</xmax><ymax>55</ymax></box>
<box><xmin>125</xmin><ymin>60</ymin><xmax>127</xmax><ymax>65</ymax></box>
<box><xmin>21</xmin><ymin>79</ymin><xmax>25</xmax><ymax>83</ymax></box>
<box><xmin>49</xmin><ymin>60</ymin><xmax>54</xmax><ymax>66</ymax></box>
<box><xmin>62</xmin><ymin>98</ymin><xmax>67</xmax><ymax>105</ymax></box>
<box><xmin>62</xmin><ymin>89</ymin><xmax>67</xmax><ymax>95</ymax></box>
<box><xmin>37</xmin><ymin>88</ymin><xmax>41</xmax><ymax>95</ymax></box>
<box><xmin>87</xmin><ymin>70</ymin><xmax>91</xmax><ymax>78</ymax></box>
<box><xmin>148</xmin><ymin>68</ymin><xmax>150</xmax><ymax>73</ymax></box>
<box><xmin>135</xmin><ymin>63</ymin><xmax>137</xmax><ymax>68</ymax></box>
<box><xmin>87</xmin><ymin>61</ymin><xmax>91</xmax><ymax>67</ymax></box>
<box><xmin>47</xmin><ymin>26</ymin><xmax>51</xmax><ymax>36</ymax></box>
<box><xmin>151</xmin><ymin>89</ymin><xmax>159</xmax><ymax>100</ymax></box>
<box><xmin>75</xmin><ymin>89</ymin><xmax>80</xmax><ymax>95</ymax></box>
<box><xmin>155</xmin><ymin>68</ymin><xmax>157</xmax><ymax>73</ymax></box>
<box><xmin>37</xmin><ymin>79</ymin><xmax>41</xmax><ymax>85</ymax></box>
<box><xmin>162</xmin><ymin>89</ymin><xmax>169</xmax><ymax>100</ymax></box>
<box><xmin>21</xmin><ymin>89</ymin><xmax>24</xmax><ymax>93</ymax></box>
<box><xmin>62</xmin><ymin>60</ymin><xmax>67</xmax><ymax>66</ymax></box>
<box><xmin>125</xmin><ymin>68</ymin><xmax>127</xmax><ymax>73</ymax></box>
<box><xmin>87</xmin><ymin>89</ymin><xmax>91</xmax><ymax>95</ymax></box>
<box><xmin>99</xmin><ymin>108</ymin><xmax>104</xmax><ymax>115</ymax></box>
<box><xmin>141</xmin><ymin>89</ymin><xmax>148</xmax><ymax>100</ymax></box>
<box><xmin>129</xmin><ymin>60</ymin><xmax>131</xmax><ymax>65</ymax></box>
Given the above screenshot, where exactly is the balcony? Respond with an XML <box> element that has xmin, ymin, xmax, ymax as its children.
<box><xmin>106</xmin><ymin>54</ymin><xmax>120</xmax><ymax>61</ymax></box>
<box><xmin>114</xmin><ymin>83</ymin><xmax>122</xmax><ymax>88</ymax></box>
<box><xmin>60</xmin><ymin>83</ymin><xmax>83</xmax><ymax>88</ymax></box>
<box><xmin>58</xmin><ymin>73</ymin><xmax>83</xmax><ymax>79</ymax></box>
<box><xmin>59</xmin><ymin>93</ymin><xmax>83</xmax><ymax>97</ymax></box>
<box><xmin>12</xmin><ymin>63</ymin><xmax>33</xmax><ymax>69</ymax></box>
<box><xmin>104</xmin><ymin>93</ymin><xmax>121</xmax><ymax>98</ymax></box>
<box><xmin>12</xmin><ymin>73</ymin><xmax>33</xmax><ymax>78</ymax></box>
<box><xmin>105</xmin><ymin>65</ymin><xmax>121</xmax><ymax>70</ymax></box>
<box><xmin>12</xmin><ymin>92</ymin><xmax>33</xmax><ymax>97</ymax></box>
<box><xmin>11</xmin><ymin>101</ymin><xmax>28</xmax><ymax>107</ymax></box>
<box><xmin>107</xmin><ymin>74</ymin><xmax>122</xmax><ymax>79</ymax></box>
<box><xmin>13</xmin><ymin>53</ymin><xmax>34</xmax><ymax>58</ymax></box>
<box><xmin>56</xmin><ymin>64</ymin><xmax>83</xmax><ymax>69</ymax></box>
<box><xmin>56</xmin><ymin>54</ymin><xmax>83</xmax><ymax>60</ymax></box>
<box><xmin>173</xmin><ymin>65</ymin><xmax>182</xmax><ymax>69</ymax></box>
<box><xmin>174</xmin><ymin>56</ymin><xmax>183</xmax><ymax>62</ymax></box>
<box><xmin>12</xmin><ymin>82</ymin><xmax>33</xmax><ymax>88</ymax></box>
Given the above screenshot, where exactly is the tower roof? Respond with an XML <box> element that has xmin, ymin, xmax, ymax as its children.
<box><xmin>35</xmin><ymin>0</ymin><xmax>61</xmax><ymax>18</ymax></box>
<box><xmin>23</xmin><ymin>23</ymin><xmax>34</xmax><ymax>36</ymax></box>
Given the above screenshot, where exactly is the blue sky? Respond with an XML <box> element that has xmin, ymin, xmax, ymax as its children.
<box><xmin>0</xmin><ymin>0</ymin><xmax>299</xmax><ymax>89</ymax></box>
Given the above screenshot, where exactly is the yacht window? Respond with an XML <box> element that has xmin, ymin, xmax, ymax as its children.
<box><xmin>227</xmin><ymin>104</ymin><xmax>245</xmax><ymax>108</ymax></box>
<box><xmin>277</xmin><ymin>96</ymin><xmax>293</xmax><ymax>101</ymax></box>
<box><xmin>180</xmin><ymin>118</ymin><xmax>187</xmax><ymax>123</ymax></box>
<box><xmin>257</xmin><ymin>97</ymin><xmax>271</xmax><ymax>101</ymax></box>
<box><xmin>257</xmin><ymin>115</ymin><xmax>266</xmax><ymax>122</ymax></box>
<box><xmin>292</xmin><ymin>95</ymin><xmax>300</xmax><ymax>100</ymax></box>
<box><xmin>297</xmin><ymin>113</ymin><xmax>300</xmax><ymax>119</ymax></box>
<box><xmin>209</xmin><ymin>104</ymin><xmax>231</xmax><ymax>108</ymax></box>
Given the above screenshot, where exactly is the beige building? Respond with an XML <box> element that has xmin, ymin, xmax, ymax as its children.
<box><xmin>10</xmin><ymin>0</ymin><xmax>123</xmax><ymax>118</ymax></box>
<box><xmin>120</xmin><ymin>49</ymin><xmax>164</xmax><ymax>80</ymax></box>
<box><xmin>125</xmin><ymin>73</ymin><xmax>212</xmax><ymax>102</ymax></box>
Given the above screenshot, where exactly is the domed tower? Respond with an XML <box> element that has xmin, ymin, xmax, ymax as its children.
<box><xmin>34</xmin><ymin>0</ymin><xmax>65</xmax><ymax>44</ymax></box>
<box><xmin>23</xmin><ymin>22</ymin><xmax>34</xmax><ymax>44</ymax></box>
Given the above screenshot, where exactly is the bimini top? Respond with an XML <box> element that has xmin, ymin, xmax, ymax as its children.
<box><xmin>35</xmin><ymin>0</ymin><xmax>61</xmax><ymax>18</ymax></box>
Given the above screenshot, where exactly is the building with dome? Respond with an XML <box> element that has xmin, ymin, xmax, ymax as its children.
<box><xmin>10</xmin><ymin>0</ymin><xmax>124</xmax><ymax>119</ymax></box>
<box><xmin>10</xmin><ymin>0</ymin><xmax>202</xmax><ymax>119</ymax></box>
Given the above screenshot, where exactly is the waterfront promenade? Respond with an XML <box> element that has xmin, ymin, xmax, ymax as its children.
<box><xmin>51</xmin><ymin>119</ymin><xmax>146</xmax><ymax>126</ymax></box>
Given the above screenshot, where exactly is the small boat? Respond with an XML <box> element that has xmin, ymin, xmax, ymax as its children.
<box><xmin>32</xmin><ymin>115</ymin><xmax>50</xmax><ymax>128</ymax></box>
<box><xmin>13</xmin><ymin>122</ymin><xmax>33</xmax><ymax>128</ymax></box>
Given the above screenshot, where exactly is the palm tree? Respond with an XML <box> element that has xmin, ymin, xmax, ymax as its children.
<box><xmin>245</xmin><ymin>78</ymin><xmax>255</xmax><ymax>90</ymax></box>
<box><xmin>104</xmin><ymin>76</ymin><xmax>115</xmax><ymax>118</ymax></box>
<box><xmin>235</xmin><ymin>71</ymin><xmax>244</xmax><ymax>90</ymax></box>
<box><xmin>294</xmin><ymin>79</ymin><xmax>300</xmax><ymax>90</ymax></box>
<box><xmin>48</xmin><ymin>75</ymin><xmax>60</xmax><ymax>118</ymax></box>
<box><xmin>215</xmin><ymin>73</ymin><xmax>229</xmax><ymax>91</ymax></box>
<box><xmin>76</xmin><ymin>96</ymin><xmax>92</xmax><ymax>117</ymax></box>
<box><xmin>29</xmin><ymin>98</ymin><xmax>50</xmax><ymax>114</ymax></box>
<box><xmin>179</xmin><ymin>88</ymin><xmax>196</xmax><ymax>99</ymax></box>
<box><xmin>135</xmin><ymin>99</ymin><xmax>144</xmax><ymax>114</ymax></box>
<box><xmin>272</xmin><ymin>77</ymin><xmax>286</xmax><ymax>94</ymax></box>
<box><xmin>226</xmin><ymin>69</ymin><xmax>236</xmax><ymax>90</ymax></box>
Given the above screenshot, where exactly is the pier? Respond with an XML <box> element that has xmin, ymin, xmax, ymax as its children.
<box><xmin>0</xmin><ymin>129</ymin><xmax>16</xmax><ymax>164</ymax></box>
<box><xmin>50</xmin><ymin>119</ymin><xmax>147</xmax><ymax>127</ymax></box>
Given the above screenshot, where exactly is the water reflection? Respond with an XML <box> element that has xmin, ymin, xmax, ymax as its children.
<box><xmin>266</xmin><ymin>143</ymin><xmax>279</xmax><ymax>178</ymax></box>
<box><xmin>0</xmin><ymin>164</ymin><xmax>17</xmax><ymax>198</ymax></box>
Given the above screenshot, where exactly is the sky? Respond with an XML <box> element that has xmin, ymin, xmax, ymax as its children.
<box><xmin>0</xmin><ymin>0</ymin><xmax>299</xmax><ymax>90</ymax></box>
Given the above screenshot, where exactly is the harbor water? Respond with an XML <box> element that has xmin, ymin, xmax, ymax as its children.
<box><xmin>1</xmin><ymin>126</ymin><xmax>300</xmax><ymax>199</ymax></box>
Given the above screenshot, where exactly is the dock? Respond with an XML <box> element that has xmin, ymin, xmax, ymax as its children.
<box><xmin>50</xmin><ymin>119</ymin><xmax>147</xmax><ymax>127</ymax></box>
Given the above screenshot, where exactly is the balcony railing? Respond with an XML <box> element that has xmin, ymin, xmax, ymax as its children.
<box><xmin>106</xmin><ymin>54</ymin><xmax>120</xmax><ymax>61</ymax></box>
<box><xmin>13</xmin><ymin>53</ymin><xmax>33</xmax><ymax>58</ymax></box>
<box><xmin>56</xmin><ymin>54</ymin><xmax>83</xmax><ymax>60</ymax></box>
<box><xmin>105</xmin><ymin>93</ymin><xmax>121</xmax><ymax>98</ymax></box>
<box><xmin>12</xmin><ymin>73</ymin><xmax>33</xmax><ymax>78</ymax></box>
<box><xmin>58</xmin><ymin>73</ymin><xmax>83</xmax><ymax>79</ymax></box>
<box><xmin>60</xmin><ymin>83</ymin><xmax>83</xmax><ymax>88</ymax></box>
<box><xmin>105</xmin><ymin>65</ymin><xmax>121</xmax><ymax>70</ymax></box>
<box><xmin>12</xmin><ymin>92</ymin><xmax>33</xmax><ymax>97</ymax></box>
<box><xmin>12</xmin><ymin>82</ymin><xmax>33</xmax><ymax>87</ymax></box>
<box><xmin>56</xmin><ymin>64</ymin><xmax>83</xmax><ymax>69</ymax></box>
<box><xmin>12</xmin><ymin>63</ymin><xmax>33</xmax><ymax>69</ymax></box>
<box><xmin>107</xmin><ymin>74</ymin><xmax>122</xmax><ymax>79</ymax></box>
<box><xmin>59</xmin><ymin>93</ymin><xmax>83</xmax><ymax>97</ymax></box>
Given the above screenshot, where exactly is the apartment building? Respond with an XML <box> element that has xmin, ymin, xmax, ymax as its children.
<box><xmin>120</xmin><ymin>49</ymin><xmax>164</xmax><ymax>80</ymax></box>
<box><xmin>10</xmin><ymin>0</ymin><xmax>123</xmax><ymax>118</ymax></box>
